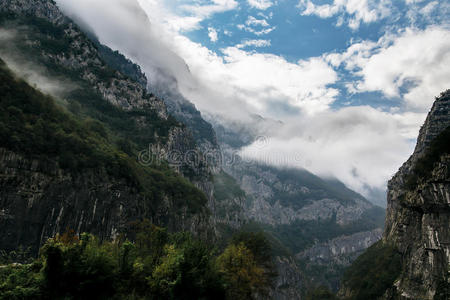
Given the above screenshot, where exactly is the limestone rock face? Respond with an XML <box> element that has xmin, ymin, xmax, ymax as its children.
<box><xmin>383</xmin><ymin>90</ymin><xmax>450</xmax><ymax>299</ymax></box>
<box><xmin>0</xmin><ymin>148</ymin><xmax>211</xmax><ymax>253</ymax></box>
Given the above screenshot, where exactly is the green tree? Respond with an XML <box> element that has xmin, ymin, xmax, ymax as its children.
<box><xmin>148</xmin><ymin>233</ymin><xmax>225</xmax><ymax>299</ymax></box>
<box><xmin>217</xmin><ymin>243</ymin><xmax>266</xmax><ymax>300</ymax></box>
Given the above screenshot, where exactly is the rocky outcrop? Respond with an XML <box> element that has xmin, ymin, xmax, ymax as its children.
<box><xmin>151</xmin><ymin>75</ymin><xmax>220</xmax><ymax>154</ymax></box>
<box><xmin>243</xmin><ymin>196</ymin><xmax>372</xmax><ymax>226</ymax></box>
<box><xmin>382</xmin><ymin>90</ymin><xmax>450</xmax><ymax>299</ymax></box>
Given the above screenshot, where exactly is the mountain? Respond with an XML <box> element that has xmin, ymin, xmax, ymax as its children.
<box><xmin>0</xmin><ymin>0</ymin><xmax>218</xmax><ymax>253</ymax></box>
<box><xmin>339</xmin><ymin>90</ymin><xmax>450</xmax><ymax>299</ymax></box>
<box><xmin>0</xmin><ymin>0</ymin><xmax>388</xmax><ymax>298</ymax></box>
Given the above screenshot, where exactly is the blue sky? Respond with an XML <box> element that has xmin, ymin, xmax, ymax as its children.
<box><xmin>56</xmin><ymin>0</ymin><xmax>450</xmax><ymax>201</ymax></box>
<box><xmin>178</xmin><ymin>0</ymin><xmax>448</xmax><ymax>112</ymax></box>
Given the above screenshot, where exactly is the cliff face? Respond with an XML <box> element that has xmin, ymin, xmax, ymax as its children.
<box><xmin>383</xmin><ymin>90</ymin><xmax>450</xmax><ymax>299</ymax></box>
<box><xmin>0</xmin><ymin>148</ymin><xmax>210</xmax><ymax>254</ymax></box>
<box><xmin>339</xmin><ymin>91</ymin><xmax>450</xmax><ymax>300</ymax></box>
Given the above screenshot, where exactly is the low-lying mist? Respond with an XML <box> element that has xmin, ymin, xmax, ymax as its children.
<box><xmin>0</xmin><ymin>28</ymin><xmax>77</xmax><ymax>98</ymax></box>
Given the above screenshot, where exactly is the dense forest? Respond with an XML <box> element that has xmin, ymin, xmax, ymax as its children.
<box><xmin>0</xmin><ymin>220</ymin><xmax>276</xmax><ymax>300</ymax></box>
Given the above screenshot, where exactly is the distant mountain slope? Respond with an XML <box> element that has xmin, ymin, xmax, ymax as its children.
<box><xmin>210</xmin><ymin>115</ymin><xmax>386</xmax><ymax>293</ymax></box>
<box><xmin>339</xmin><ymin>90</ymin><xmax>450</xmax><ymax>300</ymax></box>
<box><xmin>225</xmin><ymin>160</ymin><xmax>384</xmax><ymax>293</ymax></box>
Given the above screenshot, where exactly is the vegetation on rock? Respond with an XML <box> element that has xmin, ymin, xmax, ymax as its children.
<box><xmin>0</xmin><ymin>58</ymin><xmax>206</xmax><ymax>214</ymax></box>
<box><xmin>405</xmin><ymin>125</ymin><xmax>450</xmax><ymax>190</ymax></box>
<box><xmin>340</xmin><ymin>241</ymin><xmax>402</xmax><ymax>299</ymax></box>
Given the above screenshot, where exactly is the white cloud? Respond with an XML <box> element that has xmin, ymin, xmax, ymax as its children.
<box><xmin>257</xmin><ymin>11</ymin><xmax>273</xmax><ymax>19</ymax></box>
<box><xmin>237</xmin><ymin>16</ymin><xmax>276</xmax><ymax>35</ymax></box>
<box><xmin>298</xmin><ymin>0</ymin><xmax>391</xmax><ymax>30</ymax></box>
<box><xmin>180</xmin><ymin>0</ymin><xmax>238</xmax><ymax>20</ymax></box>
<box><xmin>247</xmin><ymin>0</ymin><xmax>274</xmax><ymax>10</ymax></box>
<box><xmin>420</xmin><ymin>1</ymin><xmax>438</xmax><ymax>15</ymax></box>
<box><xmin>404</xmin><ymin>0</ymin><xmax>426</xmax><ymax>4</ymax></box>
<box><xmin>126</xmin><ymin>0</ymin><xmax>239</xmax><ymax>33</ymax></box>
<box><xmin>240</xmin><ymin>107</ymin><xmax>424</xmax><ymax>196</ymax></box>
<box><xmin>404</xmin><ymin>0</ymin><xmax>449</xmax><ymax>26</ymax></box>
<box><xmin>246</xmin><ymin>16</ymin><xmax>270</xmax><ymax>27</ymax></box>
<box><xmin>327</xmin><ymin>26</ymin><xmax>450</xmax><ymax>110</ymax></box>
<box><xmin>236</xmin><ymin>39</ymin><xmax>271</xmax><ymax>48</ymax></box>
<box><xmin>170</xmin><ymin>39</ymin><xmax>338</xmax><ymax>116</ymax></box>
<box><xmin>250</xmin><ymin>26</ymin><xmax>275</xmax><ymax>35</ymax></box>
<box><xmin>208</xmin><ymin>27</ymin><xmax>218</xmax><ymax>42</ymax></box>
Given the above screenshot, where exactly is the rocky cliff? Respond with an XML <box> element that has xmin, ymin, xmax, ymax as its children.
<box><xmin>0</xmin><ymin>148</ymin><xmax>210</xmax><ymax>254</ymax></box>
<box><xmin>383</xmin><ymin>90</ymin><xmax>450</xmax><ymax>299</ymax></box>
<box><xmin>340</xmin><ymin>90</ymin><xmax>450</xmax><ymax>300</ymax></box>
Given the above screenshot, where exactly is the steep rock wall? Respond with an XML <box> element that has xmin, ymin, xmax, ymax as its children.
<box><xmin>383</xmin><ymin>91</ymin><xmax>450</xmax><ymax>299</ymax></box>
<box><xmin>0</xmin><ymin>148</ymin><xmax>211</xmax><ymax>253</ymax></box>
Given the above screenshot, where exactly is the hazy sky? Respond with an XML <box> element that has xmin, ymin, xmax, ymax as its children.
<box><xmin>55</xmin><ymin>0</ymin><xmax>450</xmax><ymax>201</ymax></box>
